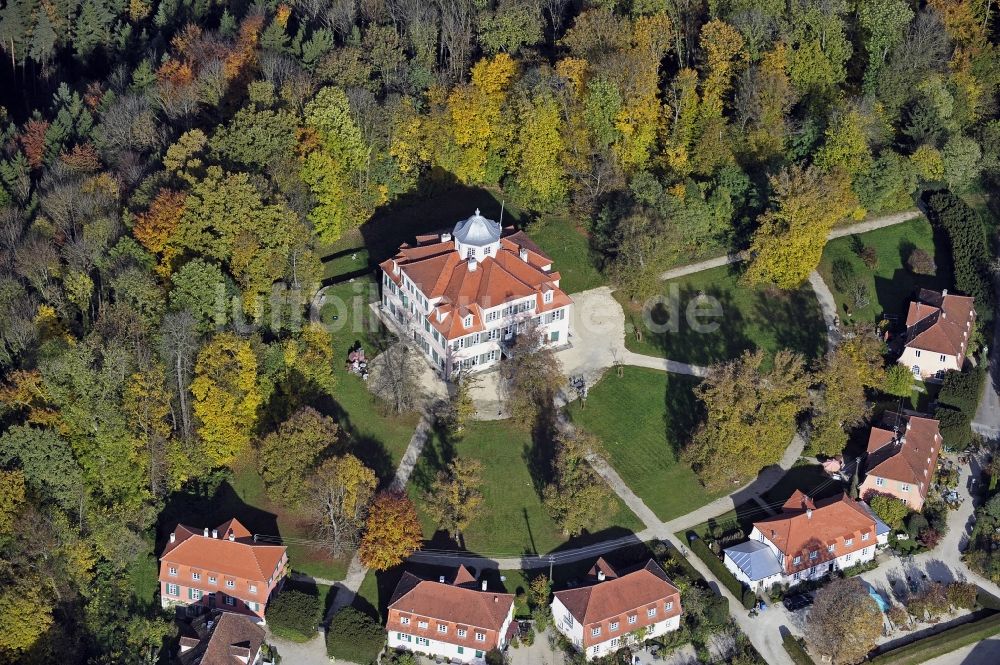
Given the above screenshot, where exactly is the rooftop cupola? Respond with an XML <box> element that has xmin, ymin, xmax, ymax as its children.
<box><xmin>453</xmin><ymin>208</ymin><xmax>501</xmax><ymax>260</ymax></box>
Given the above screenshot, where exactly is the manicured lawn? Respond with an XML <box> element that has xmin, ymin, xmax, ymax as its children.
<box><xmin>408</xmin><ymin>420</ymin><xmax>644</xmax><ymax>556</ymax></box>
<box><xmin>527</xmin><ymin>216</ymin><xmax>606</xmax><ymax>294</ymax></box>
<box><xmin>321</xmin><ymin>278</ymin><xmax>422</xmax><ymax>478</ymax></box>
<box><xmin>567</xmin><ymin>367</ymin><xmax>725</xmax><ymax>522</ymax></box>
<box><xmin>817</xmin><ymin>216</ymin><xmax>951</xmax><ymax>324</ymax></box>
<box><xmin>619</xmin><ymin>264</ymin><xmax>827</xmax><ymax>366</ymax></box>
<box><xmin>127</xmin><ymin>551</ymin><xmax>159</xmax><ymax>608</ymax></box>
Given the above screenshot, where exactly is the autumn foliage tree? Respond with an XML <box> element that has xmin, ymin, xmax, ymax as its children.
<box><xmin>543</xmin><ymin>430</ymin><xmax>614</xmax><ymax>536</ymax></box>
<box><xmin>306</xmin><ymin>454</ymin><xmax>377</xmax><ymax>557</ymax></box>
<box><xmin>806</xmin><ymin>578</ymin><xmax>882</xmax><ymax>664</ymax></box>
<box><xmin>358</xmin><ymin>492</ymin><xmax>423</xmax><ymax>570</ymax></box>
<box><xmin>191</xmin><ymin>332</ymin><xmax>263</xmax><ymax>468</ymax></box>
<box><xmin>423</xmin><ymin>457</ymin><xmax>484</xmax><ymax>542</ymax></box>
<box><xmin>744</xmin><ymin>165</ymin><xmax>857</xmax><ymax>289</ymax></box>
<box><xmin>686</xmin><ymin>350</ymin><xmax>811</xmax><ymax>489</ymax></box>
<box><xmin>258</xmin><ymin>407</ymin><xmax>338</xmax><ymax>507</ymax></box>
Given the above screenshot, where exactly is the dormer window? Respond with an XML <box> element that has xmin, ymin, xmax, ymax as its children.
<box><xmin>466</xmin><ymin>247</ymin><xmax>475</xmax><ymax>258</ymax></box>
<box><xmin>464</xmin><ymin>315</ymin><xmax>473</xmax><ymax>328</ymax></box>
<box><xmin>544</xmin><ymin>290</ymin><xmax>553</xmax><ymax>304</ymax></box>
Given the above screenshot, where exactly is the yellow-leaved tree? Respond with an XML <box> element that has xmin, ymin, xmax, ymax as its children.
<box><xmin>743</xmin><ymin>165</ymin><xmax>857</xmax><ymax>289</ymax></box>
<box><xmin>191</xmin><ymin>333</ymin><xmax>263</xmax><ymax>467</ymax></box>
<box><xmin>512</xmin><ymin>92</ymin><xmax>567</xmax><ymax>210</ymax></box>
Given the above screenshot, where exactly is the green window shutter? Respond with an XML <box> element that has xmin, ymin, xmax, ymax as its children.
<box><xmin>187</xmin><ymin>587</ymin><xmax>193</xmax><ymax>600</ymax></box>
<box><xmin>457</xmin><ymin>646</ymin><xmax>463</xmax><ymax>654</ymax></box>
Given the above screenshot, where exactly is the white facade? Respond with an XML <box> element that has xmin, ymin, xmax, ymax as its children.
<box><xmin>386</xmin><ymin>610</ymin><xmax>514</xmax><ymax>664</ymax></box>
<box><xmin>897</xmin><ymin>346</ymin><xmax>962</xmax><ymax>380</ymax></box>
<box><xmin>725</xmin><ymin>526</ymin><xmax>884</xmax><ymax>592</ymax></box>
<box><xmin>551</xmin><ymin>597</ymin><xmax>680</xmax><ymax>661</ymax></box>
<box><xmin>380</xmin><ymin>260</ymin><xmax>570</xmax><ymax>379</ymax></box>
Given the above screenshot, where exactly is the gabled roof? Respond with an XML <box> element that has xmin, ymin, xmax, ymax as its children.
<box><xmin>199</xmin><ymin>613</ymin><xmax>265</xmax><ymax>665</ymax></box>
<box><xmin>904</xmin><ymin>289</ymin><xmax>975</xmax><ymax>357</ymax></box>
<box><xmin>753</xmin><ymin>492</ymin><xmax>877</xmax><ymax>573</ymax></box>
<box><xmin>553</xmin><ymin>560</ymin><xmax>679</xmax><ymax>625</ymax></box>
<box><xmin>160</xmin><ymin>518</ymin><xmax>285</xmax><ymax>584</ymax></box>
<box><xmin>865</xmin><ymin>412</ymin><xmax>941</xmax><ymax>492</ymax></box>
<box><xmin>388</xmin><ymin>570</ymin><xmax>514</xmax><ymax>632</ymax></box>
<box><xmin>723</xmin><ymin>540</ymin><xmax>783</xmax><ymax>581</ymax></box>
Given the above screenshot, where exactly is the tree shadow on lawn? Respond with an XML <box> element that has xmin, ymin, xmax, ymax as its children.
<box><xmin>158</xmin><ymin>478</ymin><xmax>280</xmax><ymax>554</ymax></box>
<box><xmin>641</xmin><ymin>284</ymin><xmax>752</xmax><ymax>365</ymax></box>
<box><xmin>406</xmin><ymin>416</ymin><xmax>458</xmax><ymax>496</ymax></box>
<box><xmin>752</xmin><ymin>287</ymin><xmax>827</xmax><ymax>362</ymax></box>
<box><xmin>760</xmin><ymin>464</ymin><xmax>845</xmax><ymax>507</ymax></box>
<box><xmin>663</xmin><ymin>373</ymin><xmax>704</xmax><ymax>457</ymax></box>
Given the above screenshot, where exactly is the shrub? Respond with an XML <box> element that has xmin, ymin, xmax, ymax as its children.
<box><xmin>831</xmin><ymin>258</ymin><xmax>858</xmax><ymax>292</ymax></box>
<box><xmin>918</xmin><ymin>527</ymin><xmax>942</xmax><ymax>549</ymax></box>
<box><xmin>868</xmin><ymin>494</ymin><xmax>909</xmax><ymax>529</ymax></box>
<box><xmin>326</xmin><ymin>607</ymin><xmax>385</xmax><ymax>664</ymax></box>
<box><xmin>906</xmin><ymin>247</ymin><xmax>936</xmax><ymax>275</ymax></box>
<box><xmin>782</xmin><ymin>634</ymin><xmax>816</xmax><ymax>665</ymax></box>
<box><xmin>909</xmin><ymin>582</ymin><xmax>949</xmax><ymax>621</ymax></box>
<box><xmin>946</xmin><ymin>582</ymin><xmax>978</xmax><ymax>610</ymax></box>
<box><xmin>860</xmin><ymin>245</ymin><xmax>879</xmax><ymax>269</ymax></box>
<box><xmin>687</xmin><ymin>536</ymin><xmax>756</xmax><ymax>609</ymax></box>
<box><xmin>905</xmin><ymin>512</ymin><xmax>929</xmax><ymax>539</ymax></box>
<box><xmin>485</xmin><ymin>649</ymin><xmax>504</xmax><ymax>665</ymax></box>
<box><xmin>268</xmin><ymin>588</ymin><xmax>321</xmax><ymax>641</ymax></box>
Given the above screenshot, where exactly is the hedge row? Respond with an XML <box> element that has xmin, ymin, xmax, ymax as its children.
<box><xmin>687</xmin><ymin>535</ymin><xmax>757</xmax><ymax>610</ymax></box>
<box><xmin>868</xmin><ymin>612</ymin><xmax>1000</xmax><ymax>665</ymax></box>
<box><xmin>782</xmin><ymin>634</ymin><xmax>816</xmax><ymax>665</ymax></box>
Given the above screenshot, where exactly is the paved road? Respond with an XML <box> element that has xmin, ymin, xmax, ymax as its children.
<box><xmin>658</xmin><ymin>210</ymin><xmax>923</xmax><ymax>282</ymax></box>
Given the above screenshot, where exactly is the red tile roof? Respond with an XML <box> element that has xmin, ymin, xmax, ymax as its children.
<box><xmin>199</xmin><ymin>612</ymin><xmax>265</xmax><ymax>665</ymax></box>
<box><xmin>904</xmin><ymin>289</ymin><xmax>976</xmax><ymax>357</ymax></box>
<box><xmin>865</xmin><ymin>412</ymin><xmax>941</xmax><ymax>495</ymax></box>
<box><xmin>754</xmin><ymin>492</ymin><xmax>877</xmax><ymax>574</ymax></box>
<box><xmin>387</xmin><ymin>568</ymin><xmax>514</xmax><ymax>650</ymax></box>
<box><xmin>160</xmin><ymin>519</ymin><xmax>286</xmax><ymax>585</ymax></box>
<box><xmin>379</xmin><ymin>228</ymin><xmax>572</xmax><ymax>342</ymax></box>
<box><xmin>553</xmin><ymin>560</ymin><xmax>681</xmax><ymax>647</ymax></box>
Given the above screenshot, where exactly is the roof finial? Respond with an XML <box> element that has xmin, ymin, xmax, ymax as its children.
<box><xmin>475</xmin><ymin>208</ymin><xmax>480</xmax><ymax>216</ymax></box>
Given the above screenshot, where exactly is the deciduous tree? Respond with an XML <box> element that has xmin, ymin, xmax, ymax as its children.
<box><xmin>423</xmin><ymin>457</ymin><xmax>484</xmax><ymax>541</ymax></box>
<box><xmin>806</xmin><ymin>578</ymin><xmax>882</xmax><ymax>664</ymax></box>
<box><xmin>190</xmin><ymin>332</ymin><xmax>263</xmax><ymax>467</ymax></box>
<box><xmin>259</xmin><ymin>407</ymin><xmax>338</xmax><ymax>507</ymax></box>
<box><xmin>543</xmin><ymin>430</ymin><xmax>614</xmax><ymax>536</ymax></box>
<box><xmin>306</xmin><ymin>454</ymin><xmax>377</xmax><ymax>557</ymax></box>
<box><xmin>685</xmin><ymin>350</ymin><xmax>811</xmax><ymax>489</ymax></box>
<box><xmin>498</xmin><ymin>324</ymin><xmax>564</xmax><ymax>423</ymax></box>
<box><xmin>744</xmin><ymin>165</ymin><xmax>857</xmax><ymax>289</ymax></box>
<box><xmin>358</xmin><ymin>492</ymin><xmax>423</xmax><ymax>570</ymax></box>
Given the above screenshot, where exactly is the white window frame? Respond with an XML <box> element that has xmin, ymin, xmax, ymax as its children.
<box><xmin>226</xmin><ymin>580</ymin><xmax>235</xmax><ymax>589</ymax></box>
<box><xmin>862</xmin><ymin>532</ymin><xmax>870</xmax><ymax>541</ymax></box>
<box><xmin>437</xmin><ymin>624</ymin><xmax>447</xmax><ymax>634</ymax></box>
<box><xmin>208</xmin><ymin>575</ymin><xmax>217</xmax><ymax>585</ymax></box>
<box><xmin>845</xmin><ymin>538</ymin><xmax>853</xmax><ymax>546</ymax></box>
<box><xmin>665</xmin><ymin>601</ymin><xmax>674</xmax><ymax>611</ymax></box>
<box><xmin>166</xmin><ymin>583</ymin><xmax>179</xmax><ymax>596</ymax></box>
<box><xmin>401</xmin><ymin>617</ymin><xmax>410</xmax><ymax>625</ymax></box>
<box><xmin>875</xmin><ymin>477</ymin><xmax>885</xmax><ymax>487</ymax></box>
<box><xmin>591</xmin><ymin>627</ymin><xmax>601</xmax><ymax>637</ymax></box>
<box><xmin>793</xmin><ymin>556</ymin><xmax>801</xmax><ymax>565</ymax></box>
<box><xmin>418</xmin><ymin>621</ymin><xmax>428</xmax><ymax>629</ymax></box>
<box><xmin>249</xmin><ymin>584</ymin><xmax>257</xmax><ymax>593</ymax></box>
<box><xmin>647</xmin><ymin>607</ymin><xmax>657</xmax><ymax>618</ymax></box>
<box><xmin>168</xmin><ymin>566</ymin><xmax>177</xmax><ymax>576</ymax></box>
<box><xmin>628</xmin><ymin>615</ymin><xmax>637</xmax><ymax>625</ymax></box>
<box><xmin>544</xmin><ymin>290</ymin><xmax>553</xmax><ymax>304</ymax></box>
<box><xmin>475</xmin><ymin>631</ymin><xmax>486</xmax><ymax>642</ymax></box>
<box><xmin>610</xmin><ymin>621</ymin><xmax>619</xmax><ymax>631</ymax></box>
<box><xmin>192</xmin><ymin>572</ymin><xmax>201</xmax><ymax>581</ymax></box>
<box><xmin>457</xmin><ymin>628</ymin><xmax>467</xmax><ymax>638</ymax></box>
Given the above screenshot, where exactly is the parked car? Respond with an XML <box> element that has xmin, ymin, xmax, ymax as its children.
<box><xmin>782</xmin><ymin>592</ymin><xmax>814</xmax><ymax>611</ymax></box>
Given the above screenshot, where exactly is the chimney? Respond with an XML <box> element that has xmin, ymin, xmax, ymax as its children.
<box><xmin>228</xmin><ymin>532</ymin><xmax>235</xmax><ymax>542</ymax></box>
<box><xmin>170</xmin><ymin>532</ymin><xmax>176</xmax><ymax>543</ymax></box>
<box><xmin>597</xmin><ymin>570</ymin><xmax>606</xmax><ymax>582</ymax></box>
<box><xmin>203</xmin><ymin>527</ymin><xmax>209</xmax><ymax>537</ymax></box>
<box><xmin>439</xmin><ymin>576</ymin><xmax>446</xmax><ymax>584</ymax></box>
<box><xmin>481</xmin><ymin>580</ymin><xmax>488</xmax><ymax>591</ymax></box>
<box><xmin>519</xmin><ymin>247</ymin><xmax>528</xmax><ymax>262</ymax></box>
<box><xmin>391</xmin><ymin>259</ymin><xmax>399</xmax><ymax>275</ymax></box>
<box><xmin>806</xmin><ymin>508</ymin><xmax>813</xmax><ymax>520</ymax></box>
<box><xmin>441</xmin><ymin>232</ymin><xmax>452</xmax><ymax>243</ymax></box>
<box><xmin>771</xmin><ymin>529</ymin><xmax>776</xmax><ymax>539</ymax></box>
<box><xmin>212</xmin><ymin>529</ymin><xmax>218</xmax><ymax>539</ymax></box>
<box><xmin>906</xmin><ymin>421</ymin><xmax>912</xmax><ymax>431</ymax></box>
<box><xmin>942</xmin><ymin>288</ymin><xmax>948</xmax><ymax>296</ymax></box>
<box><xmin>493</xmin><ymin>595</ymin><xmax>498</xmax><ymax>603</ymax></box>
<box><xmin>468</xmin><ymin>257</ymin><xmax>478</xmax><ymax>272</ymax></box>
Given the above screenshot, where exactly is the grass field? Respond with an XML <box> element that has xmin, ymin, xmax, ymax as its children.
<box><xmin>817</xmin><ymin>216</ymin><xmax>951</xmax><ymax>324</ymax></box>
<box><xmin>567</xmin><ymin>367</ymin><xmax>724</xmax><ymax>522</ymax></box>
<box><xmin>407</xmin><ymin>420</ymin><xmax>644</xmax><ymax>556</ymax></box>
<box><xmin>527</xmin><ymin>217</ymin><xmax>606</xmax><ymax>294</ymax></box>
<box><xmin>620</xmin><ymin>264</ymin><xmax>827</xmax><ymax>366</ymax></box>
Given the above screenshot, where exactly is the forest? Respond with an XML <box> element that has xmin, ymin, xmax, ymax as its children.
<box><xmin>1</xmin><ymin>0</ymin><xmax>999</xmax><ymax>662</ymax></box>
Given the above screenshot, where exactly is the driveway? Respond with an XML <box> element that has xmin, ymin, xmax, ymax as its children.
<box><xmin>507</xmin><ymin>628</ymin><xmax>566</xmax><ymax>665</ymax></box>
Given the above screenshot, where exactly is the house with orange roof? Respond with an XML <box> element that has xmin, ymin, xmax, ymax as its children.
<box><xmin>859</xmin><ymin>412</ymin><xmax>942</xmax><ymax>510</ymax></box>
<box><xmin>159</xmin><ymin>518</ymin><xmax>288</xmax><ymax>622</ymax></box>
<box><xmin>386</xmin><ymin>565</ymin><xmax>516</xmax><ymax>663</ymax></box>
<box><xmin>378</xmin><ymin>209</ymin><xmax>572</xmax><ymax>379</ymax></box>
<box><xmin>178</xmin><ymin>611</ymin><xmax>273</xmax><ymax>665</ymax></box>
<box><xmin>897</xmin><ymin>288</ymin><xmax>976</xmax><ymax>380</ymax></box>
<box><xmin>723</xmin><ymin>492</ymin><xmax>889</xmax><ymax>592</ymax></box>
<box><xmin>551</xmin><ymin>558</ymin><xmax>681</xmax><ymax>661</ymax></box>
